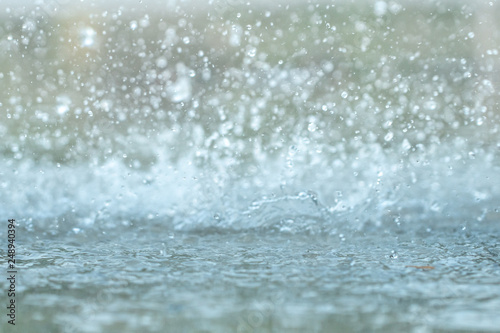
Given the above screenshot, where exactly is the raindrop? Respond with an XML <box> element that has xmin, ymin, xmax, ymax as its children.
<box><xmin>57</xmin><ymin>104</ymin><xmax>69</xmax><ymax>116</ymax></box>
<box><xmin>169</xmin><ymin>77</ymin><xmax>192</xmax><ymax>103</ymax></box>
<box><xmin>79</xmin><ymin>27</ymin><xmax>96</xmax><ymax>48</ymax></box>
<box><xmin>156</xmin><ymin>57</ymin><xmax>168</xmax><ymax>68</ymax></box>
<box><xmin>374</xmin><ymin>1</ymin><xmax>387</xmax><ymax>16</ymax></box>
<box><xmin>424</xmin><ymin>100</ymin><xmax>437</xmax><ymax>110</ymax></box>
<box><xmin>307</xmin><ymin>123</ymin><xmax>317</xmax><ymax>132</ymax></box>
<box><xmin>401</xmin><ymin>139</ymin><xmax>411</xmax><ymax>151</ymax></box>
<box><xmin>247</xmin><ymin>47</ymin><xmax>257</xmax><ymax>57</ymax></box>
<box><xmin>56</xmin><ymin>96</ymin><xmax>71</xmax><ymax>115</ymax></box>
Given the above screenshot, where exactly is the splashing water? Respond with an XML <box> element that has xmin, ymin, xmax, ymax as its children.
<box><xmin>0</xmin><ymin>1</ymin><xmax>499</xmax><ymax>332</ymax></box>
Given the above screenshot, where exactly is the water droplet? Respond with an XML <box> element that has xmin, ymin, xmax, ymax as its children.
<box><xmin>156</xmin><ymin>57</ymin><xmax>168</xmax><ymax>68</ymax></box>
<box><xmin>374</xmin><ymin>1</ymin><xmax>387</xmax><ymax>16</ymax></box>
<box><xmin>384</xmin><ymin>132</ymin><xmax>394</xmax><ymax>141</ymax></box>
<box><xmin>130</xmin><ymin>20</ymin><xmax>138</xmax><ymax>30</ymax></box>
<box><xmin>247</xmin><ymin>47</ymin><xmax>257</xmax><ymax>57</ymax></box>
<box><xmin>169</xmin><ymin>77</ymin><xmax>192</xmax><ymax>103</ymax></box>
<box><xmin>308</xmin><ymin>122</ymin><xmax>317</xmax><ymax>132</ymax></box>
<box><xmin>341</xmin><ymin>91</ymin><xmax>348</xmax><ymax>99</ymax></box>
<box><xmin>56</xmin><ymin>96</ymin><xmax>71</xmax><ymax>115</ymax></box>
<box><xmin>424</xmin><ymin>100</ymin><xmax>437</xmax><ymax>110</ymax></box>
<box><xmin>430</xmin><ymin>201</ymin><xmax>440</xmax><ymax>212</ymax></box>
<box><xmin>57</xmin><ymin>104</ymin><xmax>69</xmax><ymax>115</ymax></box>
<box><xmin>298</xmin><ymin>192</ymin><xmax>308</xmax><ymax>199</ymax></box>
<box><xmin>139</xmin><ymin>14</ymin><xmax>150</xmax><ymax>28</ymax></box>
<box><xmin>79</xmin><ymin>27</ymin><xmax>96</xmax><ymax>48</ymax></box>
<box><xmin>402</xmin><ymin>139</ymin><xmax>411</xmax><ymax>151</ymax></box>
